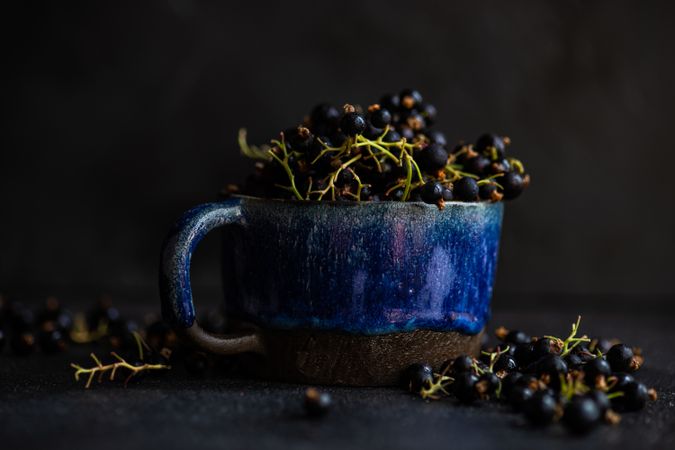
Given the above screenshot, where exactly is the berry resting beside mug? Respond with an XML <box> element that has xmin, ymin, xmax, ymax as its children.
<box><xmin>159</xmin><ymin>89</ymin><xmax>528</xmax><ymax>385</ymax></box>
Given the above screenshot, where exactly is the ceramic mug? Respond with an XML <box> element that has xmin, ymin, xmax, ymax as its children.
<box><xmin>159</xmin><ymin>195</ymin><xmax>503</xmax><ymax>385</ymax></box>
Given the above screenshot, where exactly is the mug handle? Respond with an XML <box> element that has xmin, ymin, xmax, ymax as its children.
<box><xmin>159</xmin><ymin>197</ymin><xmax>264</xmax><ymax>355</ymax></box>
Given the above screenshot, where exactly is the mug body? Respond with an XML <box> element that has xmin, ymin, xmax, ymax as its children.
<box><xmin>220</xmin><ymin>197</ymin><xmax>503</xmax><ymax>384</ymax></box>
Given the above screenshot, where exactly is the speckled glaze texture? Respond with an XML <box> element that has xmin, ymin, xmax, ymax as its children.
<box><xmin>161</xmin><ymin>196</ymin><xmax>503</xmax><ymax>336</ymax></box>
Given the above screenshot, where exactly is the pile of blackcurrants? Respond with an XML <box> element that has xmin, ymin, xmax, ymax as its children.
<box><xmin>401</xmin><ymin>317</ymin><xmax>656</xmax><ymax>434</ymax></box>
<box><xmin>237</xmin><ymin>89</ymin><xmax>530</xmax><ymax>208</ymax></box>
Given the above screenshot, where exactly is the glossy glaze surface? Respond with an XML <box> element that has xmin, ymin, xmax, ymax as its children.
<box><xmin>161</xmin><ymin>197</ymin><xmax>503</xmax><ymax>335</ymax></box>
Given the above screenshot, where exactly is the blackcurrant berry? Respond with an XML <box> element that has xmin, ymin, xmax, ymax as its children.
<box><xmin>563</xmin><ymin>396</ymin><xmax>601</xmax><ymax>434</ymax></box>
<box><xmin>310</xmin><ymin>103</ymin><xmax>340</xmax><ymax>130</ymax></box>
<box><xmin>380</xmin><ymin>93</ymin><xmax>400</xmax><ymax>112</ymax></box>
<box><xmin>340</xmin><ymin>112</ymin><xmax>367</xmax><ymax>136</ymax></box>
<box><xmin>513</xmin><ymin>342</ymin><xmax>535</xmax><ymax>369</ymax></box>
<box><xmin>524</xmin><ymin>391</ymin><xmax>558</xmax><ymax>426</ymax></box>
<box><xmin>368</xmin><ymin>108</ymin><xmax>392</xmax><ymax>129</ymax></box>
<box><xmin>398</xmin><ymin>126</ymin><xmax>415</xmax><ymax>141</ymax></box>
<box><xmin>608</xmin><ymin>372</ymin><xmax>635</xmax><ymax>393</ymax></box>
<box><xmin>146</xmin><ymin>320</ymin><xmax>177</xmax><ymax>350</ymax></box>
<box><xmin>583</xmin><ymin>357</ymin><xmax>612</xmax><ymax>387</ymax></box>
<box><xmin>420</xmin><ymin>181</ymin><xmax>444</xmax><ymax>204</ymax></box>
<box><xmin>304</xmin><ymin>387</ymin><xmax>332</xmax><ymax>418</ymax></box>
<box><xmin>39</xmin><ymin>326</ymin><xmax>67</xmax><ymax>354</ymax></box>
<box><xmin>426</xmin><ymin>130</ymin><xmax>447</xmax><ymax>146</ymax></box>
<box><xmin>532</xmin><ymin>337</ymin><xmax>562</xmax><ymax>360</ymax></box>
<box><xmin>535</xmin><ymin>355</ymin><xmax>568</xmax><ymax>383</ymax></box>
<box><xmin>585</xmin><ymin>390</ymin><xmax>611</xmax><ymax>415</ymax></box>
<box><xmin>419</xmin><ymin>143</ymin><xmax>448</xmax><ymax>172</ymax></box>
<box><xmin>441</xmin><ymin>186</ymin><xmax>453</xmax><ymax>201</ymax></box>
<box><xmin>402</xmin><ymin>363</ymin><xmax>433</xmax><ymax>392</ymax></box>
<box><xmin>399</xmin><ymin>89</ymin><xmax>423</xmax><ymax>109</ymax></box>
<box><xmin>479</xmin><ymin>182</ymin><xmax>502</xmax><ymax>202</ymax></box>
<box><xmin>590</xmin><ymin>338</ymin><xmax>613</xmax><ymax>355</ymax></box>
<box><xmin>475</xmin><ymin>133</ymin><xmax>506</xmax><ymax>159</ymax></box>
<box><xmin>615</xmin><ymin>381</ymin><xmax>649</xmax><ymax>411</ymax></box>
<box><xmin>453</xmin><ymin>177</ymin><xmax>479</xmax><ymax>202</ymax></box>
<box><xmin>453</xmin><ymin>371</ymin><xmax>480</xmax><ymax>403</ymax></box>
<box><xmin>509</xmin><ymin>385</ymin><xmax>534</xmax><ymax>412</ymax></box>
<box><xmin>493</xmin><ymin>354</ymin><xmax>518</xmax><ymax>373</ymax></box>
<box><xmin>476</xmin><ymin>372</ymin><xmax>500</xmax><ymax>397</ymax></box>
<box><xmin>464</xmin><ymin>156</ymin><xmax>491</xmax><ymax>176</ymax></box>
<box><xmin>504</xmin><ymin>330</ymin><xmax>531</xmax><ymax>345</ymax></box>
<box><xmin>500</xmin><ymin>372</ymin><xmax>523</xmax><ymax>398</ymax></box>
<box><xmin>501</xmin><ymin>172</ymin><xmax>525</xmax><ymax>200</ymax></box>
<box><xmin>451</xmin><ymin>355</ymin><xmax>475</xmax><ymax>374</ymax></box>
<box><xmin>382</xmin><ymin>129</ymin><xmax>401</xmax><ymax>143</ymax></box>
<box><xmin>387</xmin><ymin>187</ymin><xmax>405</xmax><ymax>201</ymax></box>
<box><xmin>565</xmin><ymin>353</ymin><xmax>584</xmax><ymax>370</ymax></box>
<box><xmin>420</xmin><ymin>103</ymin><xmax>437</xmax><ymax>126</ymax></box>
<box><xmin>606</xmin><ymin>343</ymin><xmax>636</xmax><ymax>373</ymax></box>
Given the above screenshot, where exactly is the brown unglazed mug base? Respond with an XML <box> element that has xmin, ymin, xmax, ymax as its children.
<box><xmin>240</xmin><ymin>328</ymin><xmax>484</xmax><ymax>386</ymax></box>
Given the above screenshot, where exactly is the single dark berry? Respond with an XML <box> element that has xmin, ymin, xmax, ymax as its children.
<box><xmin>369</xmin><ymin>108</ymin><xmax>392</xmax><ymax>129</ymax></box>
<box><xmin>426</xmin><ymin>130</ymin><xmax>447</xmax><ymax>146</ymax></box>
<box><xmin>419</xmin><ymin>143</ymin><xmax>448</xmax><ymax>172</ymax></box>
<box><xmin>504</xmin><ymin>330</ymin><xmax>531</xmax><ymax>345</ymax></box>
<box><xmin>476</xmin><ymin>372</ymin><xmax>500</xmax><ymax>397</ymax></box>
<box><xmin>39</xmin><ymin>327</ymin><xmax>67</xmax><ymax>354</ymax></box>
<box><xmin>453</xmin><ymin>177</ymin><xmax>479</xmax><ymax>202</ymax></box>
<box><xmin>591</xmin><ymin>338</ymin><xmax>613</xmax><ymax>355</ymax></box>
<box><xmin>509</xmin><ymin>385</ymin><xmax>534</xmax><ymax>412</ymax></box>
<box><xmin>441</xmin><ymin>187</ymin><xmax>453</xmax><ymax>201</ymax></box>
<box><xmin>524</xmin><ymin>391</ymin><xmax>558</xmax><ymax>426</ymax></box>
<box><xmin>513</xmin><ymin>342</ymin><xmax>535</xmax><ymax>369</ymax></box>
<box><xmin>615</xmin><ymin>381</ymin><xmax>649</xmax><ymax>411</ymax></box>
<box><xmin>310</xmin><ymin>103</ymin><xmax>340</xmax><ymax>130</ymax></box>
<box><xmin>420</xmin><ymin>103</ymin><xmax>437</xmax><ymax>126</ymax></box>
<box><xmin>583</xmin><ymin>357</ymin><xmax>612</xmax><ymax>387</ymax></box>
<box><xmin>398</xmin><ymin>126</ymin><xmax>415</xmax><ymax>141</ymax></box>
<box><xmin>380</xmin><ymin>93</ymin><xmax>400</xmax><ymax>111</ymax></box>
<box><xmin>606</xmin><ymin>344</ymin><xmax>636</xmax><ymax>373</ymax></box>
<box><xmin>336</xmin><ymin>169</ymin><xmax>355</xmax><ymax>187</ymax></box>
<box><xmin>585</xmin><ymin>390</ymin><xmax>611</xmax><ymax>415</ymax></box>
<box><xmin>493</xmin><ymin>354</ymin><xmax>518</xmax><ymax>373</ymax></box>
<box><xmin>532</xmin><ymin>337</ymin><xmax>562</xmax><ymax>360</ymax></box>
<box><xmin>387</xmin><ymin>187</ymin><xmax>405</xmax><ymax>201</ymax></box>
<box><xmin>146</xmin><ymin>320</ymin><xmax>177</xmax><ymax>350</ymax></box>
<box><xmin>451</xmin><ymin>355</ymin><xmax>475</xmax><ymax>374</ymax></box>
<box><xmin>453</xmin><ymin>371</ymin><xmax>480</xmax><ymax>403</ymax></box>
<box><xmin>402</xmin><ymin>363</ymin><xmax>433</xmax><ymax>392</ymax></box>
<box><xmin>402</xmin><ymin>111</ymin><xmax>426</xmax><ymax>131</ymax></box>
<box><xmin>565</xmin><ymin>353</ymin><xmax>584</xmax><ymax>371</ymax></box>
<box><xmin>382</xmin><ymin>129</ymin><xmax>401</xmax><ymax>143</ymax></box>
<box><xmin>501</xmin><ymin>172</ymin><xmax>525</xmax><ymax>200</ymax></box>
<box><xmin>399</xmin><ymin>89</ymin><xmax>423</xmax><ymax>109</ymax></box>
<box><xmin>340</xmin><ymin>112</ymin><xmax>367</xmax><ymax>136</ymax></box>
<box><xmin>464</xmin><ymin>156</ymin><xmax>491</xmax><ymax>176</ymax></box>
<box><xmin>488</xmin><ymin>158</ymin><xmax>511</xmax><ymax>175</ymax></box>
<box><xmin>563</xmin><ymin>396</ymin><xmax>601</xmax><ymax>434</ymax></box>
<box><xmin>420</xmin><ymin>181</ymin><xmax>444</xmax><ymax>204</ymax></box>
<box><xmin>500</xmin><ymin>372</ymin><xmax>523</xmax><ymax>398</ymax></box>
<box><xmin>304</xmin><ymin>387</ymin><xmax>332</xmax><ymax>418</ymax></box>
<box><xmin>536</xmin><ymin>355</ymin><xmax>569</xmax><ymax>378</ymax></box>
<box><xmin>608</xmin><ymin>372</ymin><xmax>635</xmax><ymax>393</ymax></box>
<box><xmin>475</xmin><ymin>133</ymin><xmax>506</xmax><ymax>159</ymax></box>
<box><xmin>478</xmin><ymin>183</ymin><xmax>501</xmax><ymax>202</ymax></box>
<box><xmin>10</xmin><ymin>332</ymin><xmax>36</xmax><ymax>356</ymax></box>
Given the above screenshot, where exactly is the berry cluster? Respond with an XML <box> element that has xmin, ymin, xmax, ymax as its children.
<box><xmin>401</xmin><ymin>317</ymin><xmax>656</xmax><ymax>434</ymax></box>
<box><xmin>237</xmin><ymin>89</ymin><xmax>530</xmax><ymax>208</ymax></box>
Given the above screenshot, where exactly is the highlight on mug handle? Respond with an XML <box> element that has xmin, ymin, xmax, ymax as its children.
<box><xmin>159</xmin><ymin>197</ymin><xmax>264</xmax><ymax>355</ymax></box>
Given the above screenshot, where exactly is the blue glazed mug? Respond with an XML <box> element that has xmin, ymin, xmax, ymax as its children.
<box><xmin>160</xmin><ymin>196</ymin><xmax>503</xmax><ymax>385</ymax></box>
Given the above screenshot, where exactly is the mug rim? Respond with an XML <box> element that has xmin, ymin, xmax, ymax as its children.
<box><xmin>227</xmin><ymin>193</ymin><xmax>504</xmax><ymax>209</ymax></box>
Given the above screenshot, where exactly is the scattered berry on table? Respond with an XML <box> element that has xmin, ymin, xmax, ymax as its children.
<box><xmin>563</xmin><ymin>396</ymin><xmax>601</xmax><ymax>434</ymax></box>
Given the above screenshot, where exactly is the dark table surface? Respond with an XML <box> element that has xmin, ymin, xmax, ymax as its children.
<box><xmin>1</xmin><ymin>295</ymin><xmax>674</xmax><ymax>450</ymax></box>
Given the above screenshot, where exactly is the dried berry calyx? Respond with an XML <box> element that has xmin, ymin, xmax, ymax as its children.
<box><xmin>401</xmin><ymin>316</ymin><xmax>657</xmax><ymax>436</ymax></box>
<box><xmin>236</xmin><ymin>89</ymin><xmax>530</xmax><ymax>207</ymax></box>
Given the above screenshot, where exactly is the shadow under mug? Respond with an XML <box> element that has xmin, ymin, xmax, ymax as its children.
<box><xmin>160</xmin><ymin>196</ymin><xmax>503</xmax><ymax>385</ymax></box>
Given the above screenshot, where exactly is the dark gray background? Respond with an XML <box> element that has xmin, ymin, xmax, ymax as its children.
<box><xmin>2</xmin><ymin>0</ymin><xmax>675</xmax><ymax>303</ymax></box>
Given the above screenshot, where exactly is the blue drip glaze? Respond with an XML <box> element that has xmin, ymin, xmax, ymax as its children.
<box><xmin>161</xmin><ymin>196</ymin><xmax>503</xmax><ymax>335</ymax></box>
